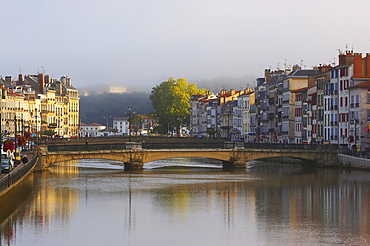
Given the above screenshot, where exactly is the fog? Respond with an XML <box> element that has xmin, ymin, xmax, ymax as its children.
<box><xmin>1</xmin><ymin>0</ymin><xmax>370</xmax><ymax>92</ymax></box>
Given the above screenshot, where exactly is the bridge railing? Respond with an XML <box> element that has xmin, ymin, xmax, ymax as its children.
<box><xmin>46</xmin><ymin>142</ymin><xmax>338</xmax><ymax>152</ymax></box>
<box><xmin>142</xmin><ymin>141</ymin><xmax>226</xmax><ymax>149</ymax></box>
<box><xmin>243</xmin><ymin>143</ymin><xmax>339</xmax><ymax>151</ymax></box>
<box><xmin>47</xmin><ymin>141</ymin><xmax>227</xmax><ymax>151</ymax></box>
<box><xmin>47</xmin><ymin>143</ymin><xmax>128</xmax><ymax>152</ymax></box>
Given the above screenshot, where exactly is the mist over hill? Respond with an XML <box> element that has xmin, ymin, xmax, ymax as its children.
<box><xmin>79</xmin><ymin>92</ymin><xmax>153</xmax><ymax>125</ymax></box>
<box><xmin>189</xmin><ymin>75</ymin><xmax>257</xmax><ymax>93</ymax></box>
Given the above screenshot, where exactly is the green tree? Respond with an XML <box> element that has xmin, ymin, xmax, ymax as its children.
<box><xmin>206</xmin><ymin>127</ymin><xmax>218</xmax><ymax>138</ymax></box>
<box><xmin>150</xmin><ymin>77</ymin><xmax>206</xmax><ymax>135</ymax></box>
<box><xmin>130</xmin><ymin>114</ymin><xmax>145</xmax><ymax>135</ymax></box>
<box><xmin>43</xmin><ymin>130</ymin><xmax>56</xmax><ymax>137</ymax></box>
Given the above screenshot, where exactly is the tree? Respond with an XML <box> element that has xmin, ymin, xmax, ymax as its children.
<box><xmin>43</xmin><ymin>130</ymin><xmax>56</xmax><ymax>137</ymax></box>
<box><xmin>130</xmin><ymin>114</ymin><xmax>145</xmax><ymax>135</ymax></box>
<box><xmin>207</xmin><ymin>128</ymin><xmax>218</xmax><ymax>138</ymax></box>
<box><xmin>3</xmin><ymin>139</ymin><xmax>15</xmax><ymax>152</ymax></box>
<box><xmin>150</xmin><ymin>77</ymin><xmax>206</xmax><ymax>135</ymax></box>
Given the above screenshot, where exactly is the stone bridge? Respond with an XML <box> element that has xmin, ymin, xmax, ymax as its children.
<box><xmin>35</xmin><ymin>145</ymin><xmax>338</xmax><ymax>170</ymax></box>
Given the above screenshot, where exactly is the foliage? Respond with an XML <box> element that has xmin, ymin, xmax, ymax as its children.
<box><xmin>129</xmin><ymin>114</ymin><xmax>145</xmax><ymax>134</ymax></box>
<box><xmin>43</xmin><ymin>130</ymin><xmax>56</xmax><ymax>137</ymax></box>
<box><xmin>150</xmin><ymin>77</ymin><xmax>206</xmax><ymax>134</ymax></box>
<box><xmin>17</xmin><ymin>136</ymin><xmax>27</xmax><ymax>146</ymax></box>
<box><xmin>129</xmin><ymin>114</ymin><xmax>144</xmax><ymax>125</ymax></box>
<box><xmin>79</xmin><ymin>92</ymin><xmax>153</xmax><ymax>125</ymax></box>
<box><xmin>206</xmin><ymin>128</ymin><xmax>218</xmax><ymax>138</ymax></box>
<box><xmin>348</xmin><ymin>135</ymin><xmax>354</xmax><ymax>143</ymax></box>
<box><xmin>3</xmin><ymin>139</ymin><xmax>14</xmax><ymax>152</ymax></box>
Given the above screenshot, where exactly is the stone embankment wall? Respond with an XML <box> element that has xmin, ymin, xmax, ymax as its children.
<box><xmin>338</xmin><ymin>154</ymin><xmax>370</xmax><ymax>169</ymax></box>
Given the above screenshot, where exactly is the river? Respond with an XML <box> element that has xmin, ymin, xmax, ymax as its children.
<box><xmin>0</xmin><ymin>158</ymin><xmax>369</xmax><ymax>246</ymax></box>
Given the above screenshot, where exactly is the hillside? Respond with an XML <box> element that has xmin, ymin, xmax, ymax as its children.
<box><xmin>79</xmin><ymin>92</ymin><xmax>153</xmax><ymax>125</ymax></box>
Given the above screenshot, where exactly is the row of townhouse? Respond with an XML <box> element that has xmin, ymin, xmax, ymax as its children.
<box><xmin>190</xmin><ymin>51</ymin><xmax>370</xmax><ymax>152</ymax></box>
<box><xmin>0</xmin><ymin>73</ymin><xmax>80</xmax><ymax>140</ymax></box>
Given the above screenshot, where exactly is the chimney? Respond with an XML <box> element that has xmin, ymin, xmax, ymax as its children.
<box><xmin>339</xmin><ymin>53</ymin><xmax>346</xmax><ymax>65</ymax></box>
<box><xmin>264</xmin><ymin>69</ymin><xmax>271</xmax><ymax>84</ymax></box>
<box><xmin>365</xmin><ymin>53</ymin><xmax>370</xmax><ymax>77</ymax></box>
<box><xmin>18</xmin><ymin>74</ymin><xmax>23</xmax><ymax>85</ymax></box>
<box><xmin>44</xmin><ymin>75</ymin><xmax>50</xmax><ymax>84</ymax></box>
<box><xmin>38</xmin><ymin>73</ymin><xmax>44</xmax><ymax>94</ymax></box>
<box><xmin>353</xmin><ymin>53</ymin><xmax>362</xmax><ymax>77</ymax></box>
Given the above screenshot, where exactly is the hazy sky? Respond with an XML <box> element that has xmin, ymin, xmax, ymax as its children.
<box><xmin>1</xmin><ymin>0</ymin><xmax>370</xmax><ymax>92</ymax></box>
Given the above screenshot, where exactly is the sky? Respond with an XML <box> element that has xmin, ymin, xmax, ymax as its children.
<box><xmin>1</xmin><ymin>0</ymin><xmax>370</xmax><ymax>92</ymax></box>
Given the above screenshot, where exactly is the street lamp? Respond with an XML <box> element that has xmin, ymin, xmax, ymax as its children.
<box><xmin>103</xmin><ymin>116</ymin><xmax>111</xmax><ymax>135</ymax></box>
<box><xmin>14</xmin><ymin>116</ymin><xmax>17</xmax><ymax>151</ymax></box>
<box><xmin>125</xmin><ymin>107</ymin><xmax>135</xmax><ymax>141</ymax></box>
<box><xmin>30</xmin><ymin>109</ymin><xmax>41</xmax><ymax>146</ymax></box>
<box><xmin>227</xmin><ymin>105</ymin><xmax>232</xmax><ymax>141</ymax></box>
<box><xmin>352</xmin><ymin>118</ymin><xmax>363</xmax><ymax>156</ymax></box>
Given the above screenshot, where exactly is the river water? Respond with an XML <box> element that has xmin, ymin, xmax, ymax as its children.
<box><xmin>0</xmin><ymin>158</ymin><xmax>369</xmax><ymax>246</ymax></box>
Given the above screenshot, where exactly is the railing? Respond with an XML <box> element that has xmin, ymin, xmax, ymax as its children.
<box><xmin>243</xmin><ymin>143</ymin><xmax>339</xmax><ymax>151</ymax></box>
<box><xmin>46</xmin><ymin>141</ymin><xmax>339</xmax><ymax>152</ymax></box>
<box><xmin>142</xmin><ymin>141</ymin><xmax>226</xmax><ymax>149</ymax></box>
<box><xmin>47</xmin><ymin>143</ymin><xmax>129</xmax><ymax>152</ymax></box>
<box><xmin>0</xmin><ymin>155</ymin><xmax>37</xmax><ymax>195</ymax></box>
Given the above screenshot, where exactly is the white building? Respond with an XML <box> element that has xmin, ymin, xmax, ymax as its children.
<box><xmin>79</xmin><ymin>123</ymin><xmax>106</xmax><ymax>137</ymax></box>
<box><xmin>113</xmin><ymin>117</ymin><xmax>129</xmax><ymax>135</ymax></box>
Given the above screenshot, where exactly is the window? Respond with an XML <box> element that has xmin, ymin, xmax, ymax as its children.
<box><xmin>367</xmin><ymin>93</ymin><xmax>370</xmax><ymax>104</ymax></box>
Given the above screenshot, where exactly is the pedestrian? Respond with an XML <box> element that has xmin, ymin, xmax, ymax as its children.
<box><xmin>22</xmin><ymin>155</ymin><xmax>29</xmax><ymax>164</ymax></box>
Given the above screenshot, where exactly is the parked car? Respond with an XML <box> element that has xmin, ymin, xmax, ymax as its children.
<box><xmin>1</xmin><ymin>159</ymin><xmax>14</xmax><ymax>173</ymax></box>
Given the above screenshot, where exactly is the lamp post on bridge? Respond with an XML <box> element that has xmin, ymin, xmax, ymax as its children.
<box><xmin>125</xmin><ymin>107</ymin><xmax>135</xmax><ymax>142</ymax></box>
<box><xmin>103</xmin><ymin>116</ymin><xmax>111</xmax><ymax>136</ymax></box>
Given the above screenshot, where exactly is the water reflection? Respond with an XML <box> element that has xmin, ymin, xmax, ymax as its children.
<box><xmin>0</xmin><ymin>158</ymin><xmax>369</xmax><ymax>245</ymax></box>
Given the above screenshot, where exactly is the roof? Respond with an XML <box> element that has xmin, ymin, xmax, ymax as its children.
<box><xmin>350</xmin><ymin>80</ymin><xmax>370</xmax><ymax>88</ymax></box>
<box><xmin>81</xmin><ymin>123</ymin><xmax>104</xmax><ymax>126</ymax></box>
<box><xmin>286</xmin><ymin>69</ymin><xmax>320</xmax><ymax>78</ymax></box>
<box><xmin>329</xmin><ymin>64</ymin><xmax>350</xmax><ymax>70</ymax></box>
<box><xmin>291</xmin><ymin>84</ymin><xmax>315</xmax><ymax>93</ymax></box>
<box><xmin>113</xmin><ymin>117</ymin><xmax>129</xmax><ymax>120</ymax></box>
